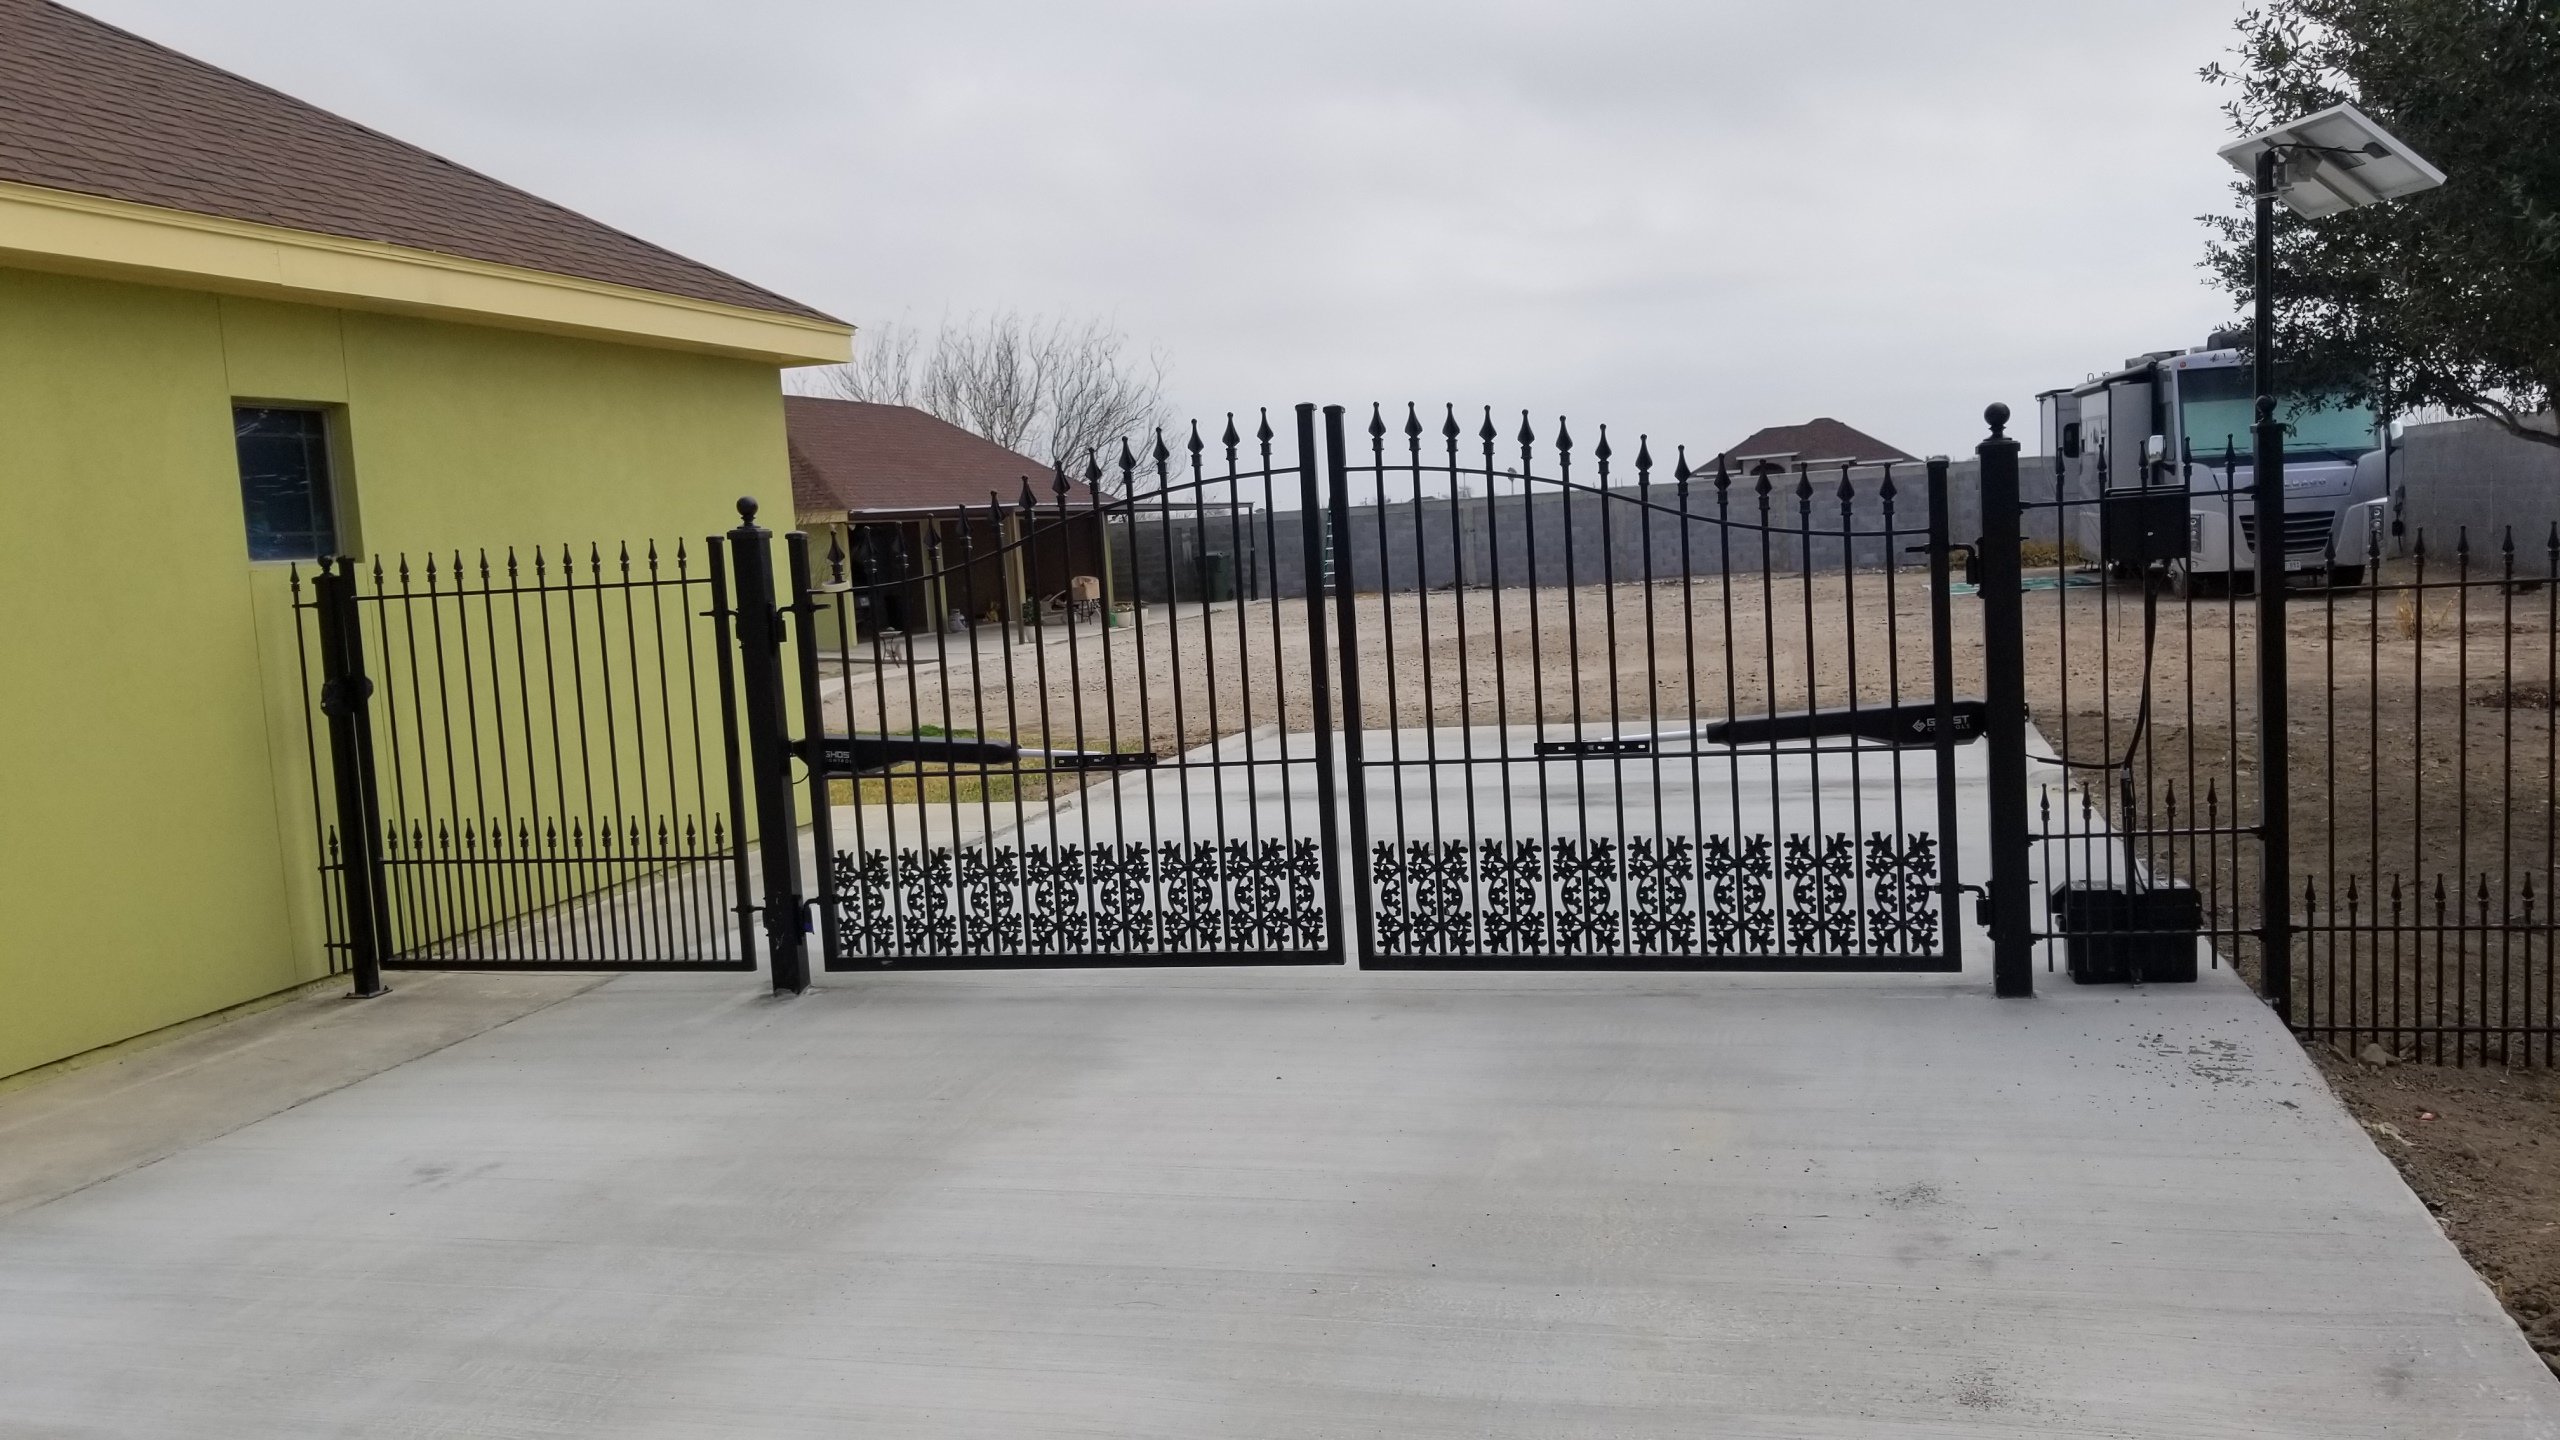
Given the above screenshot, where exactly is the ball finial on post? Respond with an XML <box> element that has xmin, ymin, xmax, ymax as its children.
<box><xmin>736</xmin><ymin>496</ymin><xmax>760</xmax><ymax>524</ymax></box>
<box><xmin>1984</xmin><ymin>402</ymin><xmax>2010</xmax><ymax>438</ymax></box>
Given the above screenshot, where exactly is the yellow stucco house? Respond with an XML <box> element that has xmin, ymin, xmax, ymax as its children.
<box><xmin>0</xmin><ymin>0</ymin><xmax>850</xmax><ymax>1079</ymax></box>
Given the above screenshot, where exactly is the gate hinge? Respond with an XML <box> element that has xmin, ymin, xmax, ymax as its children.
<box><xmin>318</xmin><ymin>675</ymin><xmax>374</xmax><ymax>717</ymax></box>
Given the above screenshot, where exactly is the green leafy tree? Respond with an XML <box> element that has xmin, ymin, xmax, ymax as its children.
<box><xmin>2201</xmin><ymin>0</ymin><xmax>2560</xmax><ymax>448</ymax></box>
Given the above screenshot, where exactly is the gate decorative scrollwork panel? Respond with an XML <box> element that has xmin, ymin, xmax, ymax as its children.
<box><xmin>1368</xmin><ymin>831</ymin><xmax>1941</xmax><ymax>968</ymax></box>
<box><xmin>829</xmin><ymin>839</ymin><xmax>1325</xmax><ymax>965</ymax></box>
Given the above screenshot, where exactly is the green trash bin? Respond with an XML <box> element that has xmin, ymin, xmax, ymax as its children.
<box><xmin>1195</xmin><ymin>551</ymin><xmax>1235</xmax><ymax>602</ymax></box>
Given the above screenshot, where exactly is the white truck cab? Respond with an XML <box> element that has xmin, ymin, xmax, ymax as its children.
<box><xmin>2038</xmin><ymin>343</ymin><xmax>2387</xmax><ymax>594</ymax></box>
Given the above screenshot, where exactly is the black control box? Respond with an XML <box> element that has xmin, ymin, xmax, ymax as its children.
<box><xmin>2099</xmin><ymin>488</ymin><xmax>2190</xmax><ymax>567</ymax></box>
<box><xmin>2048</xmin><ymin>881</ymin><xmax>2203</xmax><ymax>984</ymax></box>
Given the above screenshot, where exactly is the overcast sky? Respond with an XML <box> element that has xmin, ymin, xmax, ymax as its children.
<box><xmin>87</xmin><ymin>0</ymin><xmax>2252</xmax><ymax>459</ymax></box>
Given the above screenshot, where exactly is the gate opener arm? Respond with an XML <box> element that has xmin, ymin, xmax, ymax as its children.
<box><xmin>1529</xmin><ymin>701</ymin><xmax>1990</xmax><ymax>758</ymax></box>
<box><xmin>807</xmin><ymin>734</ymin><xmax>1158</xmax><ymax>777</ymax></box>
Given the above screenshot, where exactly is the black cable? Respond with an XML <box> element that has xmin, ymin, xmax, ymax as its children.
<box><xmin>2027</xmin><ymin>570</ymin><xmax>2161</xmax><ymax>772</ymax></box>
<box><xmin>2023</xmin><ymin>564</ymin><xmax>2165</xmax><ymax>895</ymax></box>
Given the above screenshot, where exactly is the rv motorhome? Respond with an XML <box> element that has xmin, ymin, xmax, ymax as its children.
<box><xmin>2038</xmin><ymin>341</ymin><xmax>2387</xmax><ymax>595</ymax></box>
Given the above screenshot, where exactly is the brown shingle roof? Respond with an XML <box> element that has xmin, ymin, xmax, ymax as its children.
<box><xmin>786</xmin><ymin>397</ymin><xmax>1062</xmax><ymax>518</ymax></box>
<box><xmin>0</xmin><ymin>0</ymin><xmax>835</xmax><ymax>322</ymax></box>
<box><xmin>1721</xmin><ymin>418</ymin><xmax>1917</xmax><ymax>466</ymax></box>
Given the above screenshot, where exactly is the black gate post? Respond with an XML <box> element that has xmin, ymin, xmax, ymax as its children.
<box><xmin>703</xmin><ymin>539</ymin><xmax>761</xmax><ymax>967</ymax></box>
<box><xmin>312</xmin><ymin>559</ymin><xmax>390</xmax><ymax>998</ymax></box>
<box><xmin>2252</xmin><ymin>390</ymin><xmax>2293</xmax><ymax>1020</ymax></box>
<box><xmin>2248</xmin><ymin>145</ymin><xmax>2298</xmax><ymax>1022</ymax></box>
<box><xmin>1295</xmin><ymin>405</ymin><xmax>1355</xmax><ymax>966</ymax></box>
<box><xmin>1926</xmin><ymin>457</ymin><xmax>1965</xmax><ymax>972</ymax></box>
<box><xmin>1319</xmin><ymin>404</ymin><xmax>1377</xmax><ymax>966</ymax></box>
<box><xmin>1977</xmin><ymin>405</ymin><xmax>2035</xmax><ymax>997</ymax></box>
<box><xmin>785</xmin><ymin>530</ymin><xmax>841</xmax><ymax>973</ymax></box>
<box><xmin>727</xmin><ymin>498</ymin><xmax>811</xmax><ymax>994</ymax></box>
<box><xmin>2250</xmin><ymin>146</ymin><xmax>2293</xmax><ymax>1022</ymax></box>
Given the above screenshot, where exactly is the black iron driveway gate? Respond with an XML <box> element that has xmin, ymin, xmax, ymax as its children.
<box><xmin>1319</xmin><ymin>405</ymin><xmax>1969</xmax><ymax>971</ymax></box>
<box><xmin>785</xmin><ymin>405</ymin><xmax>1348</xmax><ymax>970</ymax></box>
<box><xmin>784</xmin><ymin>402</ymin><xmax>1968</xmax><ymax>975</ymax></box>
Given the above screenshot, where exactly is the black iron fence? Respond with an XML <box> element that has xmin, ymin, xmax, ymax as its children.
<box><xmin>2009</xmin><ymin>434</ymin><xmax>2263</xmax><ymax>994</ymax></box>
<box><xmin>2289</xmin><ymin>522</ymin><xmax>2560</xmax><ymax>1064</ymax></box>
<box><xmin>1990</xmin><ymin>406</ymin><xmax>2560</xmax><ymax>1065</ymax></box>
<box><xmin>279</xmin><ymin>399</ymin><xmax>2560</xmax><ymax>1065</ymax></box>
<box><xmin>295</xmin><ymin>540</ymin><xmax>754</xmax><ymax>986</ymax></box>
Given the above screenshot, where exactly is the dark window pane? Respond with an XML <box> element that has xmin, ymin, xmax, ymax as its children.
<box><xmin>235</xmin><ymin>407</ymin><xmax>337</xmax><ymax>561</ymax></box>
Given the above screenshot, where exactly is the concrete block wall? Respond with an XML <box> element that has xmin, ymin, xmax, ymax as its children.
<box><xmin>1106</xmin><ymin>457</ymin><xmax>2046</xmax><ymax>603</ymax></box>
<box><xmin>1102</xmin><ymin>416</ymin><xmax>2560</xmax><ymax>600</ymax></box>
<box><xmin>2392</xmin><ymin>415</ymin><xmax>2560</xmax><ymax>558</ymax></box>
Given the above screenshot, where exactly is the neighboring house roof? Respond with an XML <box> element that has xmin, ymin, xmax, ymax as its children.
<box><xmin>787</xmin><ymin>397</ymin><xmax>1067</xmax><ymax>519</ymax></box>
<box><xmin>1721</xmin><ymin>418</ymin><xmax>1918</xmax><ymax>467</ymax></box>
<box><xmin>0</xmin><ymin>0</ymin><xmax>834</xmax><ymax>324</ymax></box>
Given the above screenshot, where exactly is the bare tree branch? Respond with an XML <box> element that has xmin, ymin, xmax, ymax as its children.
<box><xmin>814</xmin><ymin>323</ymin><xmax>920</xmax><ymax>409</ymax></box>
<box><xmin>803</xmin><ymin>312</ymin><xmax>1174</xmax><ymax>470</ymax></box>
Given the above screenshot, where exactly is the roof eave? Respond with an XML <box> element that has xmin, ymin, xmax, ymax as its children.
<box><xmin>0</xmin><ymin>180</ymin><xmax>851</xmax><ymax>366</ymax></box>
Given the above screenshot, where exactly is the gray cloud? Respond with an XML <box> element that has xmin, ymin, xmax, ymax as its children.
<box><xmin>85</xmin><ymin>0</ymin><xmax>2250</xmax><ymax>457</ymax></box>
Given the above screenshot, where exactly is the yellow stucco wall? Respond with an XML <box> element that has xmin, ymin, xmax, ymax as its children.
<box><xmin>0</xmin><ymin>266</ymin><xmax>791</xmax><ymax>1079</ymax></box>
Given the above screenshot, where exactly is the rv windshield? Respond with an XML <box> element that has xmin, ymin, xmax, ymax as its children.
<box><xmin>2178</xmin><ymin>366</ymin><xmax>2377</xmax><ymax>460</ymax></box>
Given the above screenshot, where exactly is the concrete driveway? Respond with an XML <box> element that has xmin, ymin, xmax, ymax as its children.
<box><xmin>3</xmin><ymin>725</ymin><xmax>2554</xmax><ymax>1436</ymax></box>
<box><xmin>2</xmin><ymin>958</ymin><xmax>2555</xmax><ymax>1437</ymax></box>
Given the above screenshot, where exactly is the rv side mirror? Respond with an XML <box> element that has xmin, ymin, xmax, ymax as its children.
<box><xmin>2143</xmin><ymin>434</ymin><xmax>2167</xmax><ymax>467</ymax></box>
<box><xmin>2060</xmin><ymin>422</ymin><xmax>2082</xmax><ymax>459</ymax></box>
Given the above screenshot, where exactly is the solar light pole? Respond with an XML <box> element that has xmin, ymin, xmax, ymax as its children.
<box><xmin>2216</xmin><ymin>104</ymin><xmax>2446</xmax><ymax>1021</ymax></box>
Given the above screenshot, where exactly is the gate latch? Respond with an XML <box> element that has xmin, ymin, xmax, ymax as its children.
<box><xmin>1956</xmin><ymin>881</ymin><xmax>1992</xmax><ymax>930</ymax></box>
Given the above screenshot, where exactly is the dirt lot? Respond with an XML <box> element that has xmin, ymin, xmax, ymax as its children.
<box><xmin>828</xmin><ymin>563</ymin><xmax>2554</xmax><ymax>949</ymax></box>
<box><xmin>826</xmin><ymin>559</ymin><xmax>2557</xmax><ymax>1348</ymax></box>
<box><xmin>2320</xmin><ymin>1054</ymin><xmax>2560</xmax><ymax>1377</ymax></box>
<box><xmin>830</xmin><ymin>559</ymin><xmax>2554</xmax><ymax>925</ymax></box>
